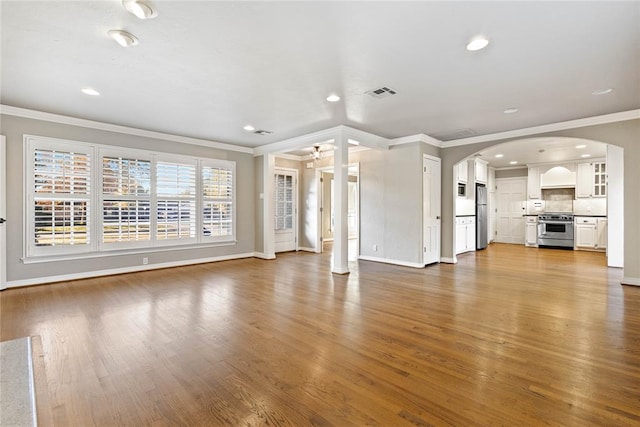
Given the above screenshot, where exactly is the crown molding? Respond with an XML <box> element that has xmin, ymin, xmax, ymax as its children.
<box><xmin>0</xmin><ymin>104</ymin><xmax>254</xmax><ymax>154</ymax></box>
<box><xmin>389</xmin><ymin>133</ymin><xmax>443</xmax><ymax>148</ymax></box>
<box><xmin>443</xmin><ymin>109</ymin><xmax>640</xmax><ymax>147</ymax></box>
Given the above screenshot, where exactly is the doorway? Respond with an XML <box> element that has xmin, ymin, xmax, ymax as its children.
<box><xmin>0</xmin><ymin>135</ymin><xmax>5</xmax><ymax>290</ymax></box>
<box><xmin>317</xmin><ymin>164</ymin><xmax>359</xmax><ymax>260</ymax></box>
<box><xmin>274</xmin><ymin>168</ymin><xmax>298</xmax><ymax>253</ymax></box>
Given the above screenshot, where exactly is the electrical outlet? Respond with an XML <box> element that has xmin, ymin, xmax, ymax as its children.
<box><xmin>142</xmin><ymin>257</ymin><xmax>148</xmax><ymax>265</ymax></box>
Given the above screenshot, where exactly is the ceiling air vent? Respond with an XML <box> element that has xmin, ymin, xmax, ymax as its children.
<box><xmin>432</xmin><ymin>128</ymin><xmax>477</xmax><ymax>141</ymax></box>
<box><xmin>365</xmin><ymin>86</ymin><xmax>397</xmax><ymax>99</ymax></box>
<box><xmin>253</xmin><ymin>129</ymin><xmax>273</xmax><ymax>135</ymax></box>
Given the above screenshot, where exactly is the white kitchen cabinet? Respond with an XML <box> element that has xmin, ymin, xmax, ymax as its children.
<box><xmin>455</xmin><ymin>216</ymin><xmax>476</xmax><ymax>254</ymax></box>
<box><xmin>576</xmin><ymin>161</ymin><xmax>606</xmax><ymax>198</ymax></box>
<box><xmin>474</xmin><ymin>159</ymin><xmax>488</xmax><ymax>184</ymax></box>
<box><xmin>457</xmin><ymin>160</ymin><xmax>468</xmax><ymax>183</ymax></box>
<box><xmin>575</xmin><ymin>216</ymin><xmax>607</xmax><ymax>250</ymax></box>
<box><xmin>525</xmin><ymin>216</ymin><xmax>538</xmax><ymax>247</ymax></box>
<box><xmin>597</xmin><ymin>218</ymin><xmax>607</xmax><ymax>249</ymax></box>
<box><xmin>527</xmin><ymin>167</ymin><xmax>541</xmax><ymax>199</ymax></box>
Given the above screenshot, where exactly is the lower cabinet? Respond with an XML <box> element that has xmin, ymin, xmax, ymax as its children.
<box><xmin>456</xmin><ymin>216</ymin><xmax>476</xmax><ymax>254</ymax></box>
<box><xmin>525</xmin><ymin>216</ymin><xmax>538</xmax><ymax>247</ymax></box>
<box><xmin>575</xmin><ymin>217</ymin><xmax>607</xmax><ymax>250</ymax></box>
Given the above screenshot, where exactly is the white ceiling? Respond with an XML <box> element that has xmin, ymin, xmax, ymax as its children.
<box><xmin>1</xmin><ymin>1</ymin><xmax>639</xmax><ymax>149</ymax></box>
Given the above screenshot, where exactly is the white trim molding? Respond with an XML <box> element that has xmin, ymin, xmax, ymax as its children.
<box><xmin>0</xmin><ymin>105</ymin><xmax>253</xmax><ymax>154</ymax></box>
<box><xmin>253</xmin><ymin>252</ymin><xmax>277</xmax><ymax>260</ymax></box>
<box><xmin>6</xmin><ymin>252</ymin><xmax>256</xmax><ymax>288</ymax></box>
<box><xmin>358</xmin><ymin>255</ymin><xmax>424</xmax><ymax>269</ymax></box>
<box><xmin>297</xmin><ymin>247</ymin><xmax>317</xmax><ymax>253</ymax></box>
<box><xmin>444</xmin><ymin>109</ymin><xmax>640</xmax><ymax>147</ymax></box>
<box><xmin>389</xmin><ymin>133</ymin><xmax>443</xmax><ymax>148</ymax></box>
<box><xmin>440</xmin><ymin>257</ymin><xmax>456</xmax><ymax>264</ymax></box>
<box><xmin>622</xmin><ymin>277</ymin><xmax>640</xmax><ymax>287</ymax></box>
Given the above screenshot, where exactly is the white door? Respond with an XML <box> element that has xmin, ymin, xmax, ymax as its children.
<box><xmin>423</xmin><ymin>156</ymin><xmax>441</xmax><ymax>265</ymax></box>
<box><xmin>496</xmin><ymin>178</ymin><xmax>526</xmax><ymax>244</ymax></box>
<box><xmin>274</xmin><ymin>169</ymin><xmax>297</xmax><ymax>253</ymax></box>
<box><xmin>0</xmin><ymin>136</ymin><xmax>6</xmax><ymax>289</ymax></box>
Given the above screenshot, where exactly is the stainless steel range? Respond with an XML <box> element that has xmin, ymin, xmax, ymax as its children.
<box><xmin>537</xmin><ymin>213</ymin><xmax>574</xmax><ymax>248</ymax></box>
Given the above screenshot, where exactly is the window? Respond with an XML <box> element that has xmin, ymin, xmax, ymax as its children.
<box><xmin>202</xmin><ymin>163</ymin><xmax>234</xmax><ymax>239</ymax></box>
<box><xmin>30</xmin><ymin>144</ymin><xmax>91</xmax><ymax>256</ymax></box>
<box><xmin>101</xmin><ymin>154</ymin><xmax>151</xmax><ymax>246</ymax></box>
<box><xmin>25</xmin><ymin>135</ymin><xmax>236</xmax><ymax>259</ymax></box>
<box><xmin>156</xmin><ymin>160</ymin><xmax>197</xmax><ymax>242</ymax></box>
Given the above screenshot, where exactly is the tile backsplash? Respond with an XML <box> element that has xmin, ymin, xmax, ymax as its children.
<box><xmin>541</xmin><ymin>188</ymin><xmax>574</xmax><ymax>213</ymax></box>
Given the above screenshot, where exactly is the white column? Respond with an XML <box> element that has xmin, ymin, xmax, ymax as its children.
<box><xmin>332</xmin><ymin>132</ymin><xmax>349</xmax><ymax>274</ymax></box>
<box><xmin>263</xmin><ymin>153</ymin><xmax>276</xmax><ymax>259</ymax></box>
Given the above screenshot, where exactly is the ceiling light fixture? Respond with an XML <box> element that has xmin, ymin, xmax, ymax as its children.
<box><xmin>576</xmin><ymin>144</ymin><xmax>587</xmax><ymax>149</ymax></box>
<box><xmin>591</xmin><ymin>88</ymin><xmax>613</xmax><ymax>96</ymax></box>
<box><xmin>466</xmin><ymin>36</ymin><xmax>489</xmax><ymax>51</ymax></box>
<box><xmin>243</xmin><ymin>125</ymin><xmax>255</xmax><ymax>132</ymax></box>
<box><xmin>494</xmin><ymin>154</ymin><xmax>504</xmax><ymax>158</ymax></box>
<box><xmin>122</xmin><ymin>0</ymin><xmax>158</xmax><ymax>19</ymax></box>
<box><xmin>108</xmin><ymin>29</ymin><xmax>139</xmax><ymax>47</ymax></box>
<box><xmin>311</xmin><ymin>145</ymin><xmax>323</xmax><ymax>161</ymax></box>
<box><xmin>326</xmin><ymin>94</ymin><xmax>341</xmax><ymax>103</ymax></box>
<box><xmin>503</xmin><ymin>108</ymin><xmax>519</xmax><ymax>114</ymax></box>
<box><xmin>81</xmin><ymin>88</ymin><xmax>100</xmax><ymax>96</ymax></box>
<box><xmin>581</xmin><ymin>154</ymin><xmax>591</xmax><ymax>158</ymax></box>
<box><xmin>509</xmin><ymin>161</ymin><xmax>518</xmax><ymax>165</ymax></box>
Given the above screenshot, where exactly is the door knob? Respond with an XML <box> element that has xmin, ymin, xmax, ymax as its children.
<box><xmin>0</xmin><ymin>218</ymin><xmax>5</xmax><ymax>224</ymax></box>
<box><xmin>436</xmin><ymin>216</ymin><xmax>440</xmax><ymax>220</ymax></box>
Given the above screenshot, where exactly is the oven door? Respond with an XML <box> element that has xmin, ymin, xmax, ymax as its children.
<box><xmin>538</xmin><ymin>221</ymin><xmax>574</xmax><ymax>240</ymax></box>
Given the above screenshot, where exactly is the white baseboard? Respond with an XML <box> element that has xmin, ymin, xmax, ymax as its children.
<box><xmin>358</xmin><ymin>255</ymin><xmax>424</xmax><ymax>269</ymax></box>
<box><xmin>440</xmin><ymin>257</ymin><xmax>456</xmax><ymax>264</ymax></box>
<box><xmin>298</xmin><ymin>247</ymin><xmax>317</xmax><ymax>253</ymax></box>
<box><xmin>253</xmin><ymin>252</ymin><xmax>276</xmax><ymax>260</ymax></box>
<box><xmin>622</xmin><ymin>277</ymin><xmax>640</xmax><ymax>286</ymax></box>
<box><xmin>6</xmin><ymin>252</ymin><xmax>256</xmax><ymax>288</ymax></box>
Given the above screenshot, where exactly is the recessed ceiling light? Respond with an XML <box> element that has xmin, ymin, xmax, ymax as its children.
<box><xmin>81</xmin><ymin>88</ymin><xmax>100</xmax><ymax>96</ymax></box>
<box><xmin>494</xmin><ymin>154</ymin><xmax>504</xmax><ymax>158</ymax></box>
<box><xmin>591</xmin><ymin>88</ymin><xmax>613</xmax><ymax>96</ymax></box>
<box><xmin>243</xmin><ymin>125</ymin><xmax>255</xmax><ymax>132</ymax></box>
<box><xmin>326</xmin><ymin>94</ymin><xmax>341</xmax><ymax>102</ymax></box>
<box><xmin>503</xmin><ymin>108</ymin><xmax>519</xmax><ymax>114</ymax></box>
<box><xmin>466</xmin><ymin>36</ymin><xmax>489</xmax><ymax>51</ymax></box>
<box><xmin>581</xmin><ymin>154</ymin><xmax>591</xmax><ymax>158</ymax></box>
<box><xmin>575</xmin><ymin>144</ymin><xmax>587</xmax><ymax>149</ymax></box>
<box><xmin>108</xmin><ymin>29</ymin><xmax>139</xmax><ymax>47</ymax></box>
<box><xmin>122</xmin><ymin>0</ymin><xmax>158</xmax><ymax>19</ymax></box>
<box><xmin>509</xmin><ymin>161</ymin><xmax>518</xmax><ymax>165</ymax></box>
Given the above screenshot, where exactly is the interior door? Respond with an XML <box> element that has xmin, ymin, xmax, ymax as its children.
<box><xmin>274</xmin><ymin>169</ymin><xmax>297</xmax><ymax>253</ymax></box>
<box><xmin>496</xmin><ymin>178</ymin><xmax>526</xmax><ymax>244</ymax></box>
<box><xmin>0</xmin><ymin>136</ymin><xmax>6</xmax><ymax>289</ymax></box>
<box><xmin>423</xmin><ymin>156</ymin><xmax>441</xmax><ymax>265</ymax></box>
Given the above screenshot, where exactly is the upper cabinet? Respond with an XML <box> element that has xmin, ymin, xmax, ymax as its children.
<box><xmin>576</xmin><ymin>161</ymin><xmax>606</xmax><ymax>198</ymax></box>
<box><xmin>474</xmin><ymin>159</ymin><xmax>488</xmax><ymax>184</ymax></box>
<box><xmin>456</xmin><ymin>160</ymin><xmax>468</xmax><ymax>183</ymax></box>
<box><xmin>527</xmin><ymin>167</ymin><xmax>541</xmax><ymax>199</ymax></box>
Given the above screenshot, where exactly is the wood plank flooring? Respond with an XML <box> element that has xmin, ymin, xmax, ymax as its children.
<box><xmin>1</xmin><ymin>243</ymin><xmax>640</xmax><ymax>426</ymax></box>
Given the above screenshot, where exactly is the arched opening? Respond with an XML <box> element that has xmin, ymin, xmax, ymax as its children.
<box><xmin>451</xmin><ymin>137</ymin><xmax>622</xmax><ymax>268</ymax></box>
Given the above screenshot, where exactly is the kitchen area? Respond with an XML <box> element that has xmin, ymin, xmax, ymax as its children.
<box><xmin>453</xmin><ymin>137</ymin><xmax>623</xmax><ymax>267</ymax></box>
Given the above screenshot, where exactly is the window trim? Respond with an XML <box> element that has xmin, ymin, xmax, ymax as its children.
<box><xmin>23</xmin><ymin>134</ymin><xmax>237</xmax><ymax>261</ymax></box>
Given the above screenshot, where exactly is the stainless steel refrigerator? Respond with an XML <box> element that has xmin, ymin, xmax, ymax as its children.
<box><xmin>476</xmin><ymin>184</ymin><xmax>488</xmax><ymax>250</ymax></box>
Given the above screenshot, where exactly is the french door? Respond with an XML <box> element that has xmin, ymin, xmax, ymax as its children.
<box><xmin>274</xmin><ymin>169</ymin><xmax>298</xmax><ymax>253</ymax></box>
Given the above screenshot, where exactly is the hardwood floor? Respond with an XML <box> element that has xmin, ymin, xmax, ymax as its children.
<box><xmin>1</xmin><ymin>243</ymin><xmax>640</xmax><ymax>426</ymax></box>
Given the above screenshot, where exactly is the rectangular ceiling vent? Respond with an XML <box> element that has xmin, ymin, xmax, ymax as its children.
<box><xmin>433</xmin><ymin>128</ymin><xmax>476</xmax><ymax>141</ymax></box>
<box><xmin>365</xmin><ymin>86</ymin><xmax>397</xmax><ymax>99</ymax></box>
<box><xmin>253</xmin><ymin>129</ymin><xmax>273</xmax><ymax>135</ymax></box>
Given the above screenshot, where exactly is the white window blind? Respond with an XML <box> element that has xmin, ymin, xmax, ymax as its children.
<box><xmin>202</xmin><ymin>165</ymin><xmax>233</xmax><ymax>238</ymax></box>
<box><xmin>156</xmin><ymin>161</ymin><xmax>196</xmax><ymax>241</ymax></box>
<box><xmin>25</xmin><ymin>135</ymin><xmax>236</xmax><ymax>260</ymax></box>
<box><xmin>32</xmin><ymin>148</ymin><xmax>91</xmax><ymax>250</ymax></box>
<box><xmin>101</xmin><ymin>156</ymin><xmax>151</xmax><ymax>244</ymax></box>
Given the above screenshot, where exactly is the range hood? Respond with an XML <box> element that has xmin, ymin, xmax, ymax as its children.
<box><xmin>540</xmin><ymin>166</ymin><xmax>576</xmax><ymax>189</ymax></box>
